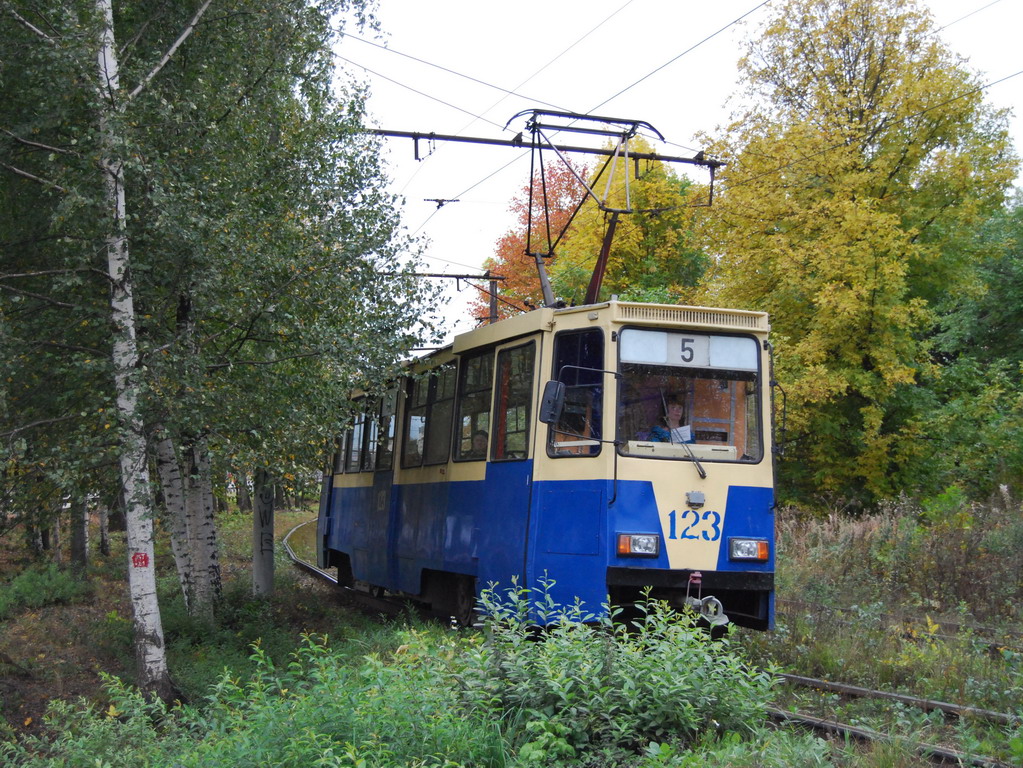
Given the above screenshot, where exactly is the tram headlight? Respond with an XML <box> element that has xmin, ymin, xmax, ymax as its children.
<box><xmin>728</xmin><ymin>538</ymin><xmax>769</xmax><ymax>562</ymax></box>
<box><xmin>617</xmin><ymin>533</ymin><xmax>660</xmax><ymax>557</ymax></box>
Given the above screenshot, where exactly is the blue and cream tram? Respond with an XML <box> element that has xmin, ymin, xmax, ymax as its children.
<box><xmin>317</xmin><ymin>300</ymin><xmax>775</xmax><ymax>629</ymax></box>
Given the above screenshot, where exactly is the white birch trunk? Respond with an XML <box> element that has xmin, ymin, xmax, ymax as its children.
<box><xmin>96</xmin><ymin>0</ymin><xmax>173</xmax><ymax>701</ymax></box>
<box><xmin>155</xmin><ymin>435</ymin><xmax>194</xmax><ymax>612</ymax></box>
<box><xmin>252</xmin><ymin>468</ymin><xmax>275</xmax><ymax>597</ymax></box>
<box><xmin>184</xmin><ymin>439</ymin><xmax>222</xmax><ymax>616</ymax></box>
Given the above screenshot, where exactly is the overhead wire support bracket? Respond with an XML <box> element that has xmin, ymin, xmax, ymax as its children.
<box><xmin>371</xmin><ymin>109</ymin><xmax>724</xmax><ymax>311</ymax></box>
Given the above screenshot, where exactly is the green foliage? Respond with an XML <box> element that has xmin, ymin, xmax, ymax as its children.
<box><xmin>458</xmin><ymin>583</ymin><xmax>776</xmax><ymax>763</ymax></box>
<box><xmin>0</xmin><ymin>563</ymin><xmax>92</xmax><ymax>621</ymax></box>
<box><xmin>637</xmin><ymin>728</ymin><xmax>833</xmax><ymax>767</ymax></box>
<box><xmin>3</xmin><ymin>630</ymin><xmax>505</xmax><ymax>768</ymax></box>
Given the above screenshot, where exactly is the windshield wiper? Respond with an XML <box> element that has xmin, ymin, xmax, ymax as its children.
<box><xmin>676</xmin><ymin>439</ymin><xmax>707</xmax><ymax>479</ymax></box>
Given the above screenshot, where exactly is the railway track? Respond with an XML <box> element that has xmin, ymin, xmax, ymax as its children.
<box><xmin>284</xmin><ymin>522</ymin><xmax>1016</xmax><ymax>766</ymax></box>
<box><xmin>772</xmin><ymin>673</ymin><xmax>1018</xmax><ymax>768</ymax></box>
<box><xmin>766</xmin><ymin>707</ymin><xmax>1013</xmax><ymax>768</ymax></box>
<box><xmin>282</xmin><ymin>520</ymin><xmax>456</xmax><ymax>622</ymax></box>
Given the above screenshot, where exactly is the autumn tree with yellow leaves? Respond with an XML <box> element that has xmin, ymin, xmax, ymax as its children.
<box><xmin>696</xmin><ymin>0</ymin><xmax>1019</xmax><ymax>501</ymax></box>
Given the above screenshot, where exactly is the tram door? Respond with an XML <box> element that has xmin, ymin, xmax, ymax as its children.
<box><xmin>470</xmin><ymin>339</ymin><xmax>540</xmax><ymax>596</ymax></box>
<box><xmin>347</xmin><ymin>389</ymin><xmax>398</xmax><ymax>587</ymax></box>
<box><xmin>525</xmin><ymin>328</ymin><xmax>609</xmax><ymax>612</ymax></box>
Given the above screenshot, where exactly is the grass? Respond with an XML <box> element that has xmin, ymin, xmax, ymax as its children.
<box><xmin>3</xmin><ymin>491</ymin><xmax>1023</xmax><ymax>766</ymax></box>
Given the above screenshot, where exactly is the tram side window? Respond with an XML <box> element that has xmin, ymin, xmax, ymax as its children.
<box><xmin>361</xmin><ymin>399</ymin><xmax>380</xmax><ymax>472</ymax></box>
<box><xmin>376</xmin><ymin>389</ymin><xmax>397</xmax><ymax>470</ymax></box>
<box><xmin>402</xmin><ymin>377</ymin><xmax>429</xmax><ymax>467</ymax></box>
<box><xmin>332</xmin><ymin>435</ymin><xmax>346</xmax><ymax>474</ymax></box>
<box><xmin>455</xmin><ymin>350</ymin><xmax>494</xmax><ymax>461</ymax></box>
<box><xmin>401</xmin><ymin>365</ymin><xmax>456</xmax><ymax>468</ymax></box>
<box><xmin>424</xmin><ymin>365</ymin><xmax>456</xmax><ymax>465</ymax></box>
<box><xmin>346</xmin><ymin>412</ymin><xmax>365</xmax><ymax>472</ymax></box>
<box><xmin>547</xmin><ymin>329</ymin><xmax>604</xmax><ymax>457</ymax></box>
<box><xmin>493</xmin><ymin>342</ymin><xmax>535</xmax><ymax>460</ymax></box>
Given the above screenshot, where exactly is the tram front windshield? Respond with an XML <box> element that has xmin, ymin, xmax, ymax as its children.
<box><xmin>618</xmin><ymin>329</ymin><xmax>762</xmax><ymax>462</ymax></box>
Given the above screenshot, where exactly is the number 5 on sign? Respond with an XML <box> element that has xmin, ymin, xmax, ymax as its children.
<box><xmin>669</xmin><ymin>334</ymin><xmax>709</xmax><ymax>367</ymax></box>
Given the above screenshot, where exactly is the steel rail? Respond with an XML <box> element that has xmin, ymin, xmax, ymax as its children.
<box><xmin>767</xmin><ymin>707</ymin><xmax>1013</xmax><ymax>768</ymax></box>
<box><xmin>282</xmin><ymin>520</ymin><xmax>438</xmax><ymax>620</ymax></box>
<box><xmin>777</xmin><ymin>673</ymin><xmax>1019</xmax><ymax>726</ymax></box>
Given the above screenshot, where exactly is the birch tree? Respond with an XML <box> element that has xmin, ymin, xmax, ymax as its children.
<box><xmin>94</xmin><ymin>0</ymin><xmax>214</xmax><ymax>702</ymax></box>
<box><xmin>3</xmin><ymin>0</ymin><xmax>437</xmax><ymax>694</ymax></box>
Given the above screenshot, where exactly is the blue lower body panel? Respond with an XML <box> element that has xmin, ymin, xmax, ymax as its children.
<box><xmin>321</xmin><ymin>467</ymin><xmax>774</xmax><ymax>628</ymax></box>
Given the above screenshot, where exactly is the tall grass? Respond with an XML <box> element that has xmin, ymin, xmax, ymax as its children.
<box><xmin>3</xmin><ymin>586</ymin><xmax>787</xmax><ymax>767</ymax></box>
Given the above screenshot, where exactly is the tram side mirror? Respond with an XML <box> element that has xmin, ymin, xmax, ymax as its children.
<box><xmin>539</xmin><ymin>381</ymin><xmax>566</xmax><ymax>424</ymax></box>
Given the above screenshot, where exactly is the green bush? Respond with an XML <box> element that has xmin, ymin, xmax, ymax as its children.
<box><xmin>3</xmin><ymin>630</ymin><xmax>506</xmax><ymax>768</ymax></box>
<box><xmin>3</xmin><ymin>585</ymin><xmax>781</xmax><ymax>767</ymax></box>
<box><xmin>0</xmin><ymin>563</ymin><xmax>92</xmax><ymax>620</ymax></box>
<box><xmin>457</xmin><ymin>582</ymin><xmax>776</xmax><ymax>763</ymax></box>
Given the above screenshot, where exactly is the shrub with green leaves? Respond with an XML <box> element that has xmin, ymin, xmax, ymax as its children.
<box><xmin>457</xmin><ymin>582</ymin><xmax>776</xmax><ymax>762</ymax></box>
<box><xmin>2</xmin><ymin>631</ymin><xmax>506</xmax><ymax>768</ymax></box>
<box><xmin>0</xmin><ymin>563</ymin><xmax>92</xmax><ymax>620</ymax></box>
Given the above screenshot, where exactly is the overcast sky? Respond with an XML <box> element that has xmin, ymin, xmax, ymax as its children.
<box><xmin>336</xmin><ymin>0</ymin><xmax>1022</xmax><ymax>340</ymax></box>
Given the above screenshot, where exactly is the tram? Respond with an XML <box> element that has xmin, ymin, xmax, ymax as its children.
<box><xmin>316</xmin><ymin>298</ymin><xmax>775</xmax><ymax>629</ymax></box>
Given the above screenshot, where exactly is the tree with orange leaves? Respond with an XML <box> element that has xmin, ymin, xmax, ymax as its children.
<box><xmin>469</xmin><ymin>161</ymin><xmax>589</xmax><ymax>322</ymax></box>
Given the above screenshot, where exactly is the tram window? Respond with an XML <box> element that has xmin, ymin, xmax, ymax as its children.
<box><xmin>402</xmin><ymin>377</ymin><xmax>428</xmax><ymax>468</ymax></box>
<box><xmin>376</xmin><ymin>389</ymin><xmax>397</xmax><ymax>470</ymax></box>
<box><xmin>617</xmin><ymin>329</ymin><xmax>762</xmax><ymax>462</ymax></box>
<box><xmin>493</xmin><ymin>342</ymin><xmax>534</xmax><ymax>460</ymax></box>
<box><xmin>332</xmin><ymin>435</ymin><xmax>346</xmax><ymax>474</ymax></box>
<box><xmin>547</xmin><ymin>329</ymin><xmax>604</xmax><ymax>457</ymax></box>
<box><xmin>402</xmin><ymin>365</ymin><xmax>457</xmax><ymax>468</ymax></box>
<box><xmin>454</xmin><ymin>350</ymin><xmax>494</xmax><ymax>461</ymax></box>
<box><xmin>347</xmin><ymin>412</ymin><xmax>365</xmax><ymax>472</ymax></box>
<box><xmin>424</xmin><ymin>365</ymin><xmax>456</xmax><ymax>465</ymax></box>
<box><xmin>361</xmin><ymin>400</ymin><xmax>379</xmax><ymax>472</ymax></box>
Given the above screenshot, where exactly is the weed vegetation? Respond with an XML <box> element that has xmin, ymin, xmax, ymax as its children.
<box><xmin>736</xmin><ymin>488</ymin><xmax>1023</xmax><ymax>765</ymax></box>
<box><xmin>2</xmin><ymin>580</ymin><xmax>790</xmax><ymax>767</ymax></box>
<box><xmin>4</xmin><ymin>493</ymin><xmax>1023</xmax><ymax>766</ymax></box>
<box><xmin>0</xmin><ymin>563</ymin><xmax>92</xmax><ymax>621</ymax></box>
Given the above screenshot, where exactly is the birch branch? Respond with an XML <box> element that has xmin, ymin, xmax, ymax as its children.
<box><xmin>2</xmin><ymin>268</ymin><xmax>92</xmax><ymax>279</ymax></box>
<box><xmin>0</xmin><ymin>162</ymin><xmax>67</xmax><ymax>192</ymax></box>
<box><xmin>2</xmin><ymin>128</ymin><xmax>77</xmax><ymax>156</ymax></box>
<box><xmin>1</xmin><ymin>415</ymin><xmax>77</xmax><ymax>439</ymax></box>
<box><xmin>3</xmin><ymin>5</ymin><xmax>56</xmax><ymax>44</ymax></box>
<box><xmin>0</xmin><ymin>285</ymin><xmax>76</xmax><ymax>308</ymax></box>
<box><xmin>127</xmin><ymin>0</ymin><xmax>215</xmax><ymax>102</ymax></box>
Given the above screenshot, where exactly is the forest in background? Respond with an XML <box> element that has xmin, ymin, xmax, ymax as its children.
<box><xmin>1</xmin><ymin>0</ymin><xmax>1020</xmax><ymax>699</ymax></box>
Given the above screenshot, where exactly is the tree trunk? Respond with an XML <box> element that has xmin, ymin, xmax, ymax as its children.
<box><xmin>155</xmin><ymin>435</ymin><xmax>194</xmax><ymax>612</ymax></box>
<box><xmin>236</xmin><ymin>474</ymin><xmax>252</xmax><ymax>514</ymax></box>
<box><xmin>252</xmin><ymin>468</ymin><xmax>275</xmax><ymax>597</ymax></box>
<box><xmin>50</xmin><ymin>512</ymin><xmax>62</xmax><ymax>566</ymax></box>
<box><xmin>98</xmin><ymin>503</ymin><xmax>110</xmax><ymax>557</ymax></box>
<box><xmin>96</xmin><ymin>0</ymin><xmax>173</xmax><ymax>702</ymax></box>
<box><xmin>70</xmin><ymin>499</ymin><xmax>89</xmax><ymax>576</ymax></box>
<box><xmin>184</xmin><ymin>439</ymin><xmax>222</xmax><ymax>616</ymax></box>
